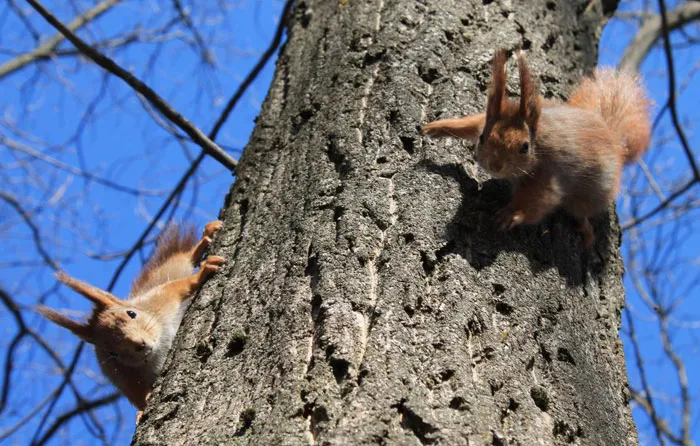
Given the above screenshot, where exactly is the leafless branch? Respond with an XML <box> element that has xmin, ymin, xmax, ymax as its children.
<box><xmin>0</xmin><ymin>191</ymin><xmax>59</xmax><ymax>270</ymax></box>
<box><xmin>0</xmin><ymin>0</ymin><xmax>120</xmax><ymax>79</ymax></box>
<box><xmin>25</xmin><ymin>0</ymin><xmax>238</xmax><ymax>171</ymax></box>
<box><xmin>619</xmin><ymin>2</ymin><xmax>700</xmax><ymax>72</ymax></box>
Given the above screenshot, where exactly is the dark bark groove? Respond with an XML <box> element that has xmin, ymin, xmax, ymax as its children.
<box><xmin>134</xmin><ymin>0</ymin><xmax>636</xmax><ymax>444</ymax></box>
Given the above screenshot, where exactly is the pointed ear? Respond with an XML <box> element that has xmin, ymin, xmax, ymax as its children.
<box><xmin>517</xmin><ymin>51</ymin><xmax>542</xmax><ymax>133</ymax></box>
<box><xmin>55</xmin><ymin>271</ymin><xmax>122</xmax><ymax>307</ymax></box>
<box><xmin>486</xmin><ymin>49</ymin><xmax>507</xmax><ymax>119</ymax></box>
<box><xmin>37</xmin><ymin>305</ymin><xmax>93</xmax><ymax>343</ymax></box>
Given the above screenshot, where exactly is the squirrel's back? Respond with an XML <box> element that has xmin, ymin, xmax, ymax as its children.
<box><xmin>129</xmin><ymin>224</ymin><xmax>198</xmax><ymax>297</ymax></box>
<box><xmin>568</xmin><ymin>68</ymin><xmax>651</xmax><ymax>164</ymax></box>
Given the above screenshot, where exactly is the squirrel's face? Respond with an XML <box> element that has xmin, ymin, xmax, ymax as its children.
<box><xmin>477</xmin><ymin>120</ymin><xmax>536</xmax><ymax>179</ymax></box>
<box><xmin>92</xmin><ymin>306</ymin><xmax>161</xmax><ymax>367</ymax></box>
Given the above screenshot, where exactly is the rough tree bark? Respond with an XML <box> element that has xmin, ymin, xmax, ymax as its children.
<box><xmin>134</xmin><ymin>0</ymin><xmax>637</xmax><ymax>444</ymax></box>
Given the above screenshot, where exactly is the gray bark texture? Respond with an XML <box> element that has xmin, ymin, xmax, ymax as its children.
<box><xmin>133</xmin><ymin>0</ymin><xmax>637</xmax><ymax>444</ymax></box>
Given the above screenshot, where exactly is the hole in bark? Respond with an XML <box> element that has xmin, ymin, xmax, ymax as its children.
<box><xmin>492</xmin><ymin>431</ymin><xmax>505</xmax><ymax>446</ymax></box>
<box><xmin>557</xmin><ymin>348</ymin><xmax>576</xmax><ymax>365</ymax></box>
<box><xmin>233</xmin><ymin>408</ymin><xmax>255</xmax><ymax>437</ymax></box>
<box><xmin>530</xmin><ymin>386</ymin><xmax>550</xmax><ymax>412</ymax></box>
<box><xmin>539</xmin><ymin>343</ymin><xmax>552</xmax><ymax>362</ymax></box>
<box><xmin>482</xmin><ymin>0</ymin><xmax>494</xmax><ymax>4</ymax></box>
<box><xmin>377</xmin><ymin>155</ymin><xmax>388</xmax><ymax>164</ymax></box>
<box><xmin>333</xmin><ymin>206</ymin><xmax>345</xmax><ymax>221</ymax></box>
<box><xmin>389</xmin><ymin>109</ymin><xmax>400</xmax><ymax>124</ymax></box>
<box><xmin>330</xmin><ymin>357</ymin><xmax>350</xmax><ymax>384</ymax></box>
<box><xmin>299</xmin><ymin>107</ymin><xmax>314</xmax><ymax>122</ymax></box>
<box><xmin>400</xmin><ymin>136</ymin><xmax>415</xmax><ymax>154</ymax></box>
<box><xmin>418</xmin><ymin>66</ymin><xmax>441</xmax><ymax>84</ymax></box>
<box><xmin>542</xmin><ymin>34</ymin><xmax>557</xmax><ymax>51</ymax></box>
<box><xmin>495</xmin><ymin>301</ymin><xmax>513</xmax><ymax>315</ymax></box>
<box><xmin>402</xmin><ymin>233</ymin><xmax>415</xmax><ymax>243</ymax></box>
<box><xmin>226</xmin><ymin>336</ymin><xmax>247</xmax><ymax>358</ymax></box>
<box><xmin>526</xmin><ymin>357</ymin><xmax>535</xmax><ymax>370</ymax></box>
<box><xmin>508</xmin><ymin>398</ymin><xmax>519</xmax><ymax>412</ymax></box>
<box><xmin>444</xmin><ymin>29</ymin><xmax>455</xmax><ymax>41</ymax></box>
<box><xmin>439</xmin><ymin>369</ymin><xmax>455</xmax><ymax>381</ymax></box>
<box><xmin>420</xmin><ymin>251</ymin><xmax>434</xmax><ymax>275</ymax></box>
<box><xmin>392</xmin><ymin>399</ymin><xmax>439</xmax><ymax>444</ymax></box>
<box><xmin>546</xmin><ymin>1</ymin><xmax>556</xmax><ymax>10</ymax></box>
<box><xmin>492</xmin><ymin>283</ymin><xmax>506</xmax><ymax>296</ymax></box>
<box><xmin>358</xmin><ymin>368</ymin><xmax>369</xmax><ymax>385</ymax></box>
<box><xmin>310</xmin><ymin>405</ymin><xmax>329</xmax><ymax>437</ymax></box>
<box><xmin>195</xmin><ymin>340</ymin><xmax>214</xmax><ymax>363</ymax></box>
<box><xmin>363</xmin><ymin>49</ymin><xmax>384</xmax><ymax>66</ymax></box>
<box><xmin>327</xmin><ymin>135</ymin><xmax>348</xmax><ymax>175</ymax></box>
<box><xmin>404</xmin><ymin>305</ymin><xmax>415</xmax><ymax>317</ymax></box>
<box><xmin>522</xmin><ymin>38</ymin><xmax>532</xmax><ymax>50</ymax></box>
<box><xmin>449</xmin><ymin>396</ymin><xmax>469</xmax><ymax>411</ymax></box>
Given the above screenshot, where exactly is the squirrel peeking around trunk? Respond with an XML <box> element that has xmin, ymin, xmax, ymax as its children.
<box><xmin>423</xmin><ymin>49</ymin><xmax>651</xmax><ymax>246</ymax></box>
<box><xmin>38</xmin><ymin>221</ymin><xmax>225</xmax><ymax>422</ymax></box>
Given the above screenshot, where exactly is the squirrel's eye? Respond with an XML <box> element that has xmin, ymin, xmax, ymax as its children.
<box><xmin>520</xmin><ymin>142</ymin><xmax>530</xmax><ymax>154</ymax></box>
<box><xmin>109</xmin><ymin>352</ymin><xmax>118</xmax><ymax>358</ymax></box>
<box><xmin>126</xmin><ymin>310</ymin><xmax>137</xmax><ymax>319</ymax></box>
<box><xmin>479</xmin><ymin>134</ymin><xmax>484</xmax><ymax>144</ymax></box>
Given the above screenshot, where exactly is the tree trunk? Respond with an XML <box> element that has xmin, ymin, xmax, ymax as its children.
<box><xmin>133</xmin><ymin>0</ymin><xmax>637</xmax><ymax>444</ymax></box>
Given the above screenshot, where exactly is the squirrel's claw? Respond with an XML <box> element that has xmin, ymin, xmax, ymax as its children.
<box><xmin>201</xmin><ymin>255</ymin><xmax>226</xmax><ymax>277</ymax></box>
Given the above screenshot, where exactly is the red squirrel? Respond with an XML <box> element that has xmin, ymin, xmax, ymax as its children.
<box><xmin>38</xmin><ymin>221</ymin><xmax>224</xmax><ymax>421</ymax></box>
<box><xmin>423</xmin><ymin>50</ymin><xmax>651</xmax><ymax>246</ymax></box>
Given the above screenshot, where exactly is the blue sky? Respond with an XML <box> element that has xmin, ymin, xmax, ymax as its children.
<box><xmin>0</xmin><ymin>0</ymin><xmax>698</xmax><ymax>444</ymax></box>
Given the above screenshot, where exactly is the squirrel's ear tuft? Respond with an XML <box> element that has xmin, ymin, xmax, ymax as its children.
<box><xmin>37</xmin><ymin>305</ymin><xmax>93</xmax><ymax>343</ymax></box>
<box><xmin>486</xmin><ymin>49</ymin><xmax>508</xmax><ymax>119</ymax></box>
<box><xmin>55</xmin><ymin>271</ymin><xmax>122</xmax><ymax>307</ymax></box>
<box><xmin>517</xmin><ymin>51</ymin><xmax>541</xmax><ymax>132</ymax></box>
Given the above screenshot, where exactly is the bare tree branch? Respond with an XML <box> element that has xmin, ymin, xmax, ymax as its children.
<box><xmin>33</xmin><ymin>392</ymin><xmax>121</xmax><ymax>446</ymax></box>
<box><xmin>0</xmin><ymin>135</ymin><xmax>164</xmax><ymax>196</ymax></box>
<box><xmin>0</xmin><ymin>0</ymin><xmax>120</xmax><ymax>79</ymax></box>
<box><xmin>25</xmin><ymin>0</ymin><xmax>238</xmax><ymax>171</ymax></box>
<box><xmin>0</xmin><ymin>190</ymin><xmax>59</xmax><ymax>270</ymax></box>
<box><xmin>619</xmin><ymin>2</ymin><xmax>700</xmax><ymax>72</ymax></box>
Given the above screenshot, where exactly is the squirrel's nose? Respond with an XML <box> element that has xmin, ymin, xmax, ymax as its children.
<box><xmin>135</xmin><ymin>340</ymin><xmax>147</xmax><ymax>352</ymax></box>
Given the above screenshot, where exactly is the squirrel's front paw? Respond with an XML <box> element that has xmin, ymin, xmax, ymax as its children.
<box><xmin>496</xmin><ymin>207</ymin><xmax>525</xmax><ymax>231</ymax></box>
<box><xmin>203</xmin><ymin>220</ymin><xmax>223</xmax><ymax>238</ymax></box>
<box><xmin>421</xmin><ymin>121</ymin><xmax>445</xmax><ymax>137</ymax></box>
<box><xmin>201</xmin><ymin>255</ymin><xmax>226</xmax><ymax>277</ymax></box>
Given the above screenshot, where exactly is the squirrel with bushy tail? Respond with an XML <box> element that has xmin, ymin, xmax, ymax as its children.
<box><xmin>423</xmin><ymin>49</ymin><xmax>651</xmax><ymax>246</ymax></box>
<box><xmin>38</xmin><ymin>221</ymin><xmax>225</xmax><ymax>422</ymax></box>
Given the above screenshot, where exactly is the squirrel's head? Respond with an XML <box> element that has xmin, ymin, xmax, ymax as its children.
<box><xmin>38</xmin><ymin>272</ymin><xmax>161</xmax><ymax>367</ymax></box>
<box><xmin>477</xmin><ymin>50</ymin><xmax>542</xmax><ymax>179</ymax></box>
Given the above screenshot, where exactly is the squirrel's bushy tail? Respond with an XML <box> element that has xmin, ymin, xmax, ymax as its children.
<box><xmin>129</xmin><ymin>223</ymin><xmax>198</xmax><ymax>296</ymax></box>
<box><xmin>568</xmin><ymin>68</ymin><xmax>651</xmax><ymax>164</ymax></box>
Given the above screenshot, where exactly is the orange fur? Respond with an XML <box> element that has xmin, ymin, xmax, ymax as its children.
<box><xmin>422</xmin><ymin>50</ymin><xmax>652</xmax><ymax>246</ymax></box>
<box><xmin>38</xmin><ymin>221</ymin><xmax>224</xmax><ymax>416</ymax></box>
